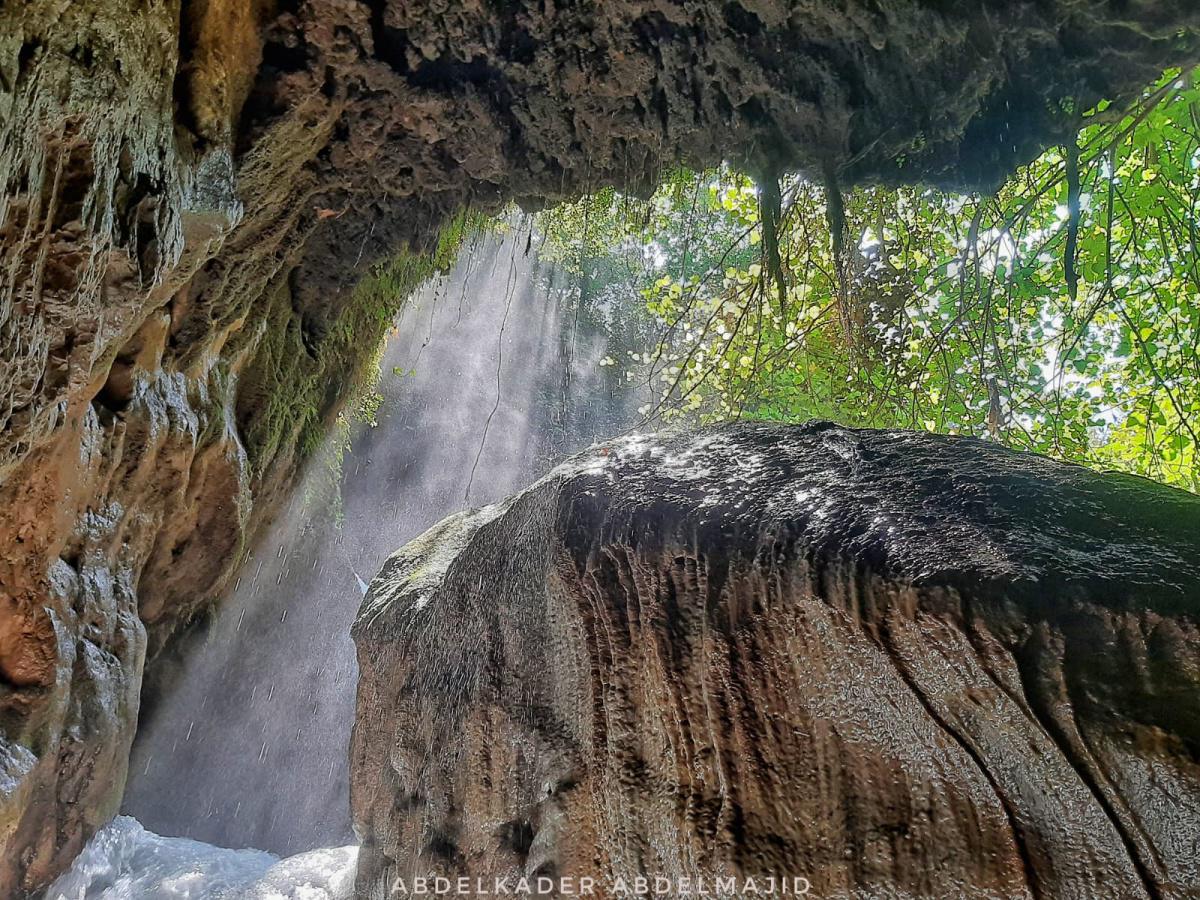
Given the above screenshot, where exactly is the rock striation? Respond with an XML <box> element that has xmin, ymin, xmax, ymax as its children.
<box><xmin>4</xmin><ymin>0</ymin><xmax>1200</xmax><ymax>893</ymax></box>
<box><xmin>352</xmin><ymin>423</ymin><xmax>1200</xmax><ymax>899</ymax></box>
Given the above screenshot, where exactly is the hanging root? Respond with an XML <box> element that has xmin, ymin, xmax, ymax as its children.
<box><xmin>1064</xmin><ymin>136</ymin><xmax>1081</xmax><ymax>304</ymax></box>
<box><xmin>760</xmin><ymin>172</ymin><xmax>788</xmax><ymax>316</ymax></box>
<box><xmin>824</xmin><ymin>166</ymin><xmax>853</xmax><ymax>349</ymax></box>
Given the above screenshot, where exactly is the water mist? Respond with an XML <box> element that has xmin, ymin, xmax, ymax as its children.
<box><xmin>48</xmin><ymin>226</ymin><xmax>646</xmax><ymax>897</ymax></box>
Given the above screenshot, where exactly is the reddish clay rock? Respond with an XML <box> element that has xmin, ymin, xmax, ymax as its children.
<box><xmin>352</xmin><ymin>423</ymin><xmax>1200</xmax><ymax>899</ymax></box>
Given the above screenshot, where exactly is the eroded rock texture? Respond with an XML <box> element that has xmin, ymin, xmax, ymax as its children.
<box><xmin>352</xmin><ymin>423</ymin><xmax>1200</xmax><ymax>899</ymax></box>
<box><xmin>3</xmin><ymin>0</ymin><xmax>1200</xmax><ymax>893</ymax></box>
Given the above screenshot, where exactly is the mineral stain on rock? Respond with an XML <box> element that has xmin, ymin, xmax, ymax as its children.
<box><xmin>352</xmin><ymin>423</ymin><xmax>1200</xmax><ymax>899</ymax></box>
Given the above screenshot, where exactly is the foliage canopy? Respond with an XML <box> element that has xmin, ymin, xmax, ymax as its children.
<box><xmin>536</xmin><ymin>69</ymin><xmax>1200</xmax><ymax>492</ymax></box>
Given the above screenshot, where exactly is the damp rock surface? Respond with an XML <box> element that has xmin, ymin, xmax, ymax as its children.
<box><xmin>351</xmin><ymin>422</ymin><xmax>1200</xmax><ymax>900</ymax></box>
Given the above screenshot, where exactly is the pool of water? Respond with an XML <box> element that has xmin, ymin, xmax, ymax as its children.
<box><xmin>44</xmin><ymin>817</ymin><xmax>356</xmax><ymax>900</ymax></box>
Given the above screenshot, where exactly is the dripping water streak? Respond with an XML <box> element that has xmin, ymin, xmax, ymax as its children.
<box><xmin>116</xmin><ymin>228</ymin><xmax>645</xmax><ymax>864</ymax></box>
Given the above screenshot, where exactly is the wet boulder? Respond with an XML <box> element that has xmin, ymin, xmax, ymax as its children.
<box><xmin>351</xmin><ymin>422</ymin><xmax>1200</xmax><ymax>899</ymax></box>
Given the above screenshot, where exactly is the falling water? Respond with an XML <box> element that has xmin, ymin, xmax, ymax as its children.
<box><xmin>46</xmin><ymin>227</ymin><xmax>646</xmax><ymax>896</ymax></box>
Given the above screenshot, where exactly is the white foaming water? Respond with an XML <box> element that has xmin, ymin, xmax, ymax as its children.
<box><xmin>44</xmin><ymin>817</ymin><xmax>357</xmax><ymax>900</ymax></box>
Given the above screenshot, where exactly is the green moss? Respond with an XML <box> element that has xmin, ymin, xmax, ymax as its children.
<box><xmin>238</xmin><ymin>210</ymin><xmax>483</xmax><ymax>505</ymax></box>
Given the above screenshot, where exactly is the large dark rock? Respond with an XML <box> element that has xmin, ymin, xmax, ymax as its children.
<box><xmin>352</xmin><ymin>423</ymin><xmax>1200</xmax><ymax>899</ymax></box>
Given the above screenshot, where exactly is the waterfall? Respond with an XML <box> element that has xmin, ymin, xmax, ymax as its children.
<box><xmin>47</xmin><ymin>227</ymin><xmax>645</xmax><ymax>897</ymax></box>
